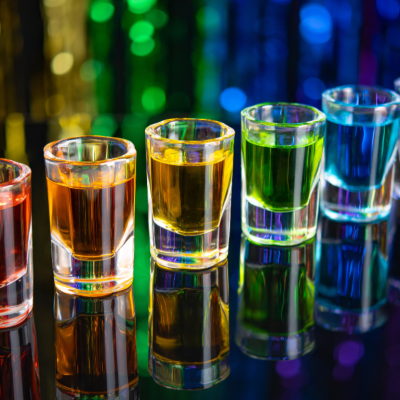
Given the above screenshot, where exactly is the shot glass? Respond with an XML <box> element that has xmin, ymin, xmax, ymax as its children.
<box><xmin>241</xmin><ymin>103</ymin><xmax>326</xmax><ymax>245</ymax></box>
<box><xmin>54</xmin><ymin>285</ymin><xmax>139</xmax><ymax>400</ymax></box>
<box><xmin>44</xmin><ymin>136</ymin><xmax>136</xmax><ymax>296</ymax></box>
<box><xmin>148</xmin><ymin>257</ymin><xmax>229</xmax><ymax>390</ymax></box>
<box><xmin>235</xmin><ymin>235</ymin><xmax>315</xmax><ymax>360</ymax></box>
<box><xmin>321</xmin><ymin>85</ymin><xmax>400</xmax><ymax>221</ymax></box>
<box><xmin>0</xmin><ymin>312</ymin><xmax>40</xmax><ymax>399</ymax></box>
<box><xmin>145</xmin><ymin>118</ymin><xmax>235</xmax><ymax>269</ymax></box>
<box><xmin>387</xmin><ymin>196</ymin><xmax>400</xmax><ymax>305</ymax></box>
<box><xmin>315</xmin><ymin>215</ymin><xmax>388</xmax><ymax>334</ymax></box>
<box><xmin>0</xmin><ymin>159</ymin><xmax>33</xmax><ymax>328</ymax></box>
<box><xmin>393</xmin><ymin>78</ymin><xmax>400</xmax><ymax>199</ymax></box>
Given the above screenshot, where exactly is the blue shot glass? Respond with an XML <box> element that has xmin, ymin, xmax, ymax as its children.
<box><xmin>321</xmin><ymin>85</ymin><xmax>400</xmax><ymax>221</ymax></box>
<box><xmin>393</xmin><ymin>78</ymin><xmax>400</xmax><ymax>199</ymax></box>
<box><xmin>315</xmin><ymin>215</ymin><xmax>389</xmax><ymax>334</ymax></box>
<box><xmin>235</xmin><ymin>235</ymin><xmax>316</xmax><ymax>360</ymax></box>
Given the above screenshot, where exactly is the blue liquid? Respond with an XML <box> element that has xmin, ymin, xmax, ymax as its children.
<box><xmin>316</xmin><ymin>217</ymin><xmax>388</xmax><ymax>311</ymax></box>
<box><xmin>324</xmin><ymin>119</ymin><xmax>399</xmax><ymax>190</ymax></box>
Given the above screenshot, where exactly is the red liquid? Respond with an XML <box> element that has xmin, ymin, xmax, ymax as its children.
<box><xmin>0</xmin><ymin>192</ymin><xmax>31</xmax><ymax>287</ymax></box>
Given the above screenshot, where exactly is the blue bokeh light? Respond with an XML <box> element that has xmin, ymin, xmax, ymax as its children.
<box><xmin>300</xmin><ymin>4</ymin><xmax>332</xmax><ymax>44</ymax></box>
<box><xmin>376</xmin><ymin>0</ymin><xmax>400</xmax><ymax>20</ymax></box>
<box><xmin>220</xmin><ymin>87</ymin><xmax>247</xmax><ymax>112</ymax></box>
<box><xmin>303</xmin><ymin>77</ymin><xmax>326</xmax><ymax>100</ymax></box>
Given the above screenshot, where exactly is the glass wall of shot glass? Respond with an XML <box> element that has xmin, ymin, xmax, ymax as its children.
<box><xmin>315</xmin><ymin>215</ymin><xmax>389</xmax><ymax>334</ymax></box>
<box><xmin>148</xmin><ymin>258</ymin><xmax>229</xmax><ymax>390</ymax></box>
<box><xmin>44</xmin><ymin>136</ymin><xmax>136</xmax><ymax>296</ymax></box>
<box><xmin>393</xmin><ymin>78</ymin><xmax>400</xmax><ymax>199</ymax></box>
<box><xmin>0</xmin><ymin>159</ymin><xmax>33</xmax><ymax>328</ymax></box>
<box><xmin>0</xmin><ymin>312</ymin><xmax>41</xmax><ymax>399</ymax></box>
<box><xmin>145</xmin><ymin>119</ymin><xmax>235</xmax><ymax>269</ymax></box>
<box><xmin>321</xmin><ymin>85</ymin><xmax>400</xmax><ymax>221</ymax></box>
<box><xmin>235</xmin><ymin>235</ymin><xmax>315</xmax><ymax>360</ymax></box>
<box><xmin>54</xmin><ymin>285</ymin><xmax>139</xmax><ymax>399</ymax></box>
<box><xmin>241</xmin><ymin>103</ymin><xmax>326</xmax><ymax>246</ymax></box>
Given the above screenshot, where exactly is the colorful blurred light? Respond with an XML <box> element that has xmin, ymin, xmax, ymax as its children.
<box><xmin>130</xmin><ymin>38</ymin><xmax>155</xmax><ymax>56</ymax></box>
<box><xmin>128</xmin><ymin>0</ymin><xmax>156</xmax><ymax>14</ymax></box>
<box><xmin>300</xmin><ymin>4</ymin><xmax>332</xmax><ymax>44</ymax></box>
<box><xmin>276</xmin><ymin>359</ymin><xmax>301</xmax><ymax>378</ymax></box>
<box><xmin>90</xmin><ymin>115</ymin><xmax>118</xmax><ymax>136</ymax></box>
<box><xmin>129</xmin><ymin>20</ymin><xmax>154</xmax><ymax>41</ymax></box>
<box><xmin>51</xmin><ymin>52</ymin><xmax>74</xmax><ymax>75</ymax></box>
<box><xmin>376</xmin><ymin>0</ymin><xmax>400</xmax><ymax>20</ymax></box>
<box><xmin>335</xmin><ymin>340</ymin><xmax>364</xmax><ymax>366</ymax></box>
<box><xmin>303</xmin><ymin>77</ymin><xmax>326</xmax><ymax>100</ymax></box>
<box><xmin>220</xmin><ymin>87</ymin><xmax>247</xmax><ymax>112</ymax></box>
<box><xmin>80</xmin><ymin>60</ymin><xmax>103</xmax><ymax>81</ymax></box>
<box><xmin>196</xmin><ymin>6</ymin><xmax>221</xmax><ymax>32</ymax></box>
<box><xmin>90</xmin><ymin>0</ymin><xmax>115</xmax><ymax>23</ymax></box>
<box><xmin>142</xmin><ymin>86</ymin><xmax>166</xmax><ymax>112</ymax></box>
<box><xmin>145</xmin><ymin>9</ymin><xmax>169</xmax><ymax>28</ymax></box>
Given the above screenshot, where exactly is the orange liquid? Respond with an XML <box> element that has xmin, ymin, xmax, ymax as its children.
<box><xmin>47</xmin><ymin>177</ymin><xmax>135</xmax><ymax>259</ymax></box>
<box><xmin>150</xmin><ymin>153</ymin><xmax>233</xmax><ymax>235</ymax></box>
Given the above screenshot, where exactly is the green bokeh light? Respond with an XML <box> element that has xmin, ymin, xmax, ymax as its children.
<box><xmin>136</xmin><ymin>328</ymin><xmax>150</xmax><ymax>376</ymax></box>
<box><xmin>90</xmin><ymin>115</ymin><xmax>118</xmax><ymax>136</ymax></box>
<box><xmin>196</xmin><ymin>6</ymin><xmax>221</xmax><ymax>31</ymax></box>
<box><xmin>128</xmin><ymin>0</ymin><xmax>156</xmax><ymax>14</ymax></box>
<box><xmin>80</xmin><ymin>60</ymin><xmax>103</xmax><ymax>81</ymax></box>
<box><xmin>142</xmin><ymin>87</ymin><xmax>166</xmax><ymax>112</ymax></box>
<box><xmin>145</xmin><ymin>9</ymin><xmax>168</xmax><ymax>28</ymax></box>
<box><xmin>130</xmin><ymin>38</ymin><xmax>155</xmax><ymax>56</ymax></box>
<box><xmin>129</xmin><ymin>21</ymin><xmax>154</xmax><ymax>41</ymax></box>
<box><xmin>90</xmin><ymin>0</ymin><xmax>115</xmax><ymax>23</ymax></box>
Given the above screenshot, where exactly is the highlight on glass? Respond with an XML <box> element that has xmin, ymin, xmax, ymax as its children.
<box><xmin>235</xmin><ymin>235</ymin><xmax>315</xmax><ymax>360</ymax></box>
<box><xmin>241</xmin><ymin>103</ymin><xmax>326</xmax><ymax>245</ymax></box>
<box><xmin>321</xmin><ymin>85</ymin><xmax>400</xmax><ymax>221</ymax></box>
<box><xmin>393</xmin><ymin>78</ymin><xmax>400</xmax><ymax>200</ymax></box>
<box><xmin>388</xmin><ymin>197</ymin><xmax>400</xmax><ymax>306</ymax></box>
<box><xmin>44</xmin><ymin>136</ymin><xmax>136</xmax><ymax>296</ymax></box>
<box><xmin>146</xmin><ymin>118</ymin><xmax>235</xmax><ymax>269</ymax></box>
<box><xmin>0</xmin><ymin>159</ymin><xmax>33</xmax><ymax>328</ymax></box>
<box><xmin>54</xmin><ymin>285</ymin><xmax>139</xmax><ymax>399</ymax></box>
<box><xmin>315</xmin><ymin>215</ymin><xmax>388</xmax><ymax>334</ymax></box>
<box><xmin>148</xmin><ymin>257</ymin><xmax>230</xmax><ymax>390</ymax></box>
<box><xmin>0</xmin><ymin>312</ymin><xmax>40</xmax><ymax>399</ymax></box>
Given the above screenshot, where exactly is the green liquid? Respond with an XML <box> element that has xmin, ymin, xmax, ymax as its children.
<box><xmin>241</xmin><ymin>263</ymin><xmax>314</xmax><ymax>336</ymax></box>
<box><xmin>243</xmin><ymin>133</ymin><xmax>324</xmax><ymax>212</ymax></box>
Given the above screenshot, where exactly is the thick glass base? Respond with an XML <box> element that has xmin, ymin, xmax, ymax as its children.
<box><xmin>314</xmin><ymin>300</ymin><xmax>387</xmax><ymax>334</ymax></box>
<box><xmin>242</xmin><ymin>184</ymin><xmax>319</xmax><ymax>246</ymax></box>
<box><xmin>388</xmin><ymin>278</ymin><xmax>400</xmax><ymax>306</ymax></box>
<box><xmin>55</xmin><ymin>383</ymin><xmax>140</xmax><ymax>400</ymax></box>
<box><xmin>51</xmin><ymin>235</ymin><xmax>134</xmax><ymax>296</ymax></box>
<box><xmin>148</xmin><ymin>352</ymin><xmax>230</xmax><ymax>390</ymax></box>
<box><xmin>321</xmin><ymin>165</ymin><xmax>394</xmax><ymax>222</ymax></box>
<box><xmin>235</xmin><ymin>322</ymin><xmax>315</xmax><ymax>361</ymax></box>
<box><xmin>0</xmin><ymin>258</ymin><xmax>33</xmax><ymax>328</ymax></box>
<box><xmin>149</xmin><ymin>201</ymin><xmax>230</xmax><ymax>269</ymax></box>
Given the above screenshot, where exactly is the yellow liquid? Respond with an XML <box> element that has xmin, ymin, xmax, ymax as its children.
<box><xmin>150</xmin><ymin>153</ymin><xmax>233</xmax><ymax>235</ymax></box>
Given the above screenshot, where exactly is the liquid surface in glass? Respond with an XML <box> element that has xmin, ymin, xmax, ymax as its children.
<box><xmin>243</xmin><ymin>133</ymin><xmax>323</xmax><ymax>212</ymax></box>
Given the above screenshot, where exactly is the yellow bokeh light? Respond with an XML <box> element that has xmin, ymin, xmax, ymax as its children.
<box><xmin>51</xmin><ymin>52</ymin><xmax>74</xmax><ymax>75</ymax></box>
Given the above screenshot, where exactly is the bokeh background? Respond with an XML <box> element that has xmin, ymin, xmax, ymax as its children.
<box><xmin>1</xmin><ymin>0</ymin><xmax>400</xmax><ymax>399</ymax></box>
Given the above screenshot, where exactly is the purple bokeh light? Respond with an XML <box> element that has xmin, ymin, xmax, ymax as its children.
<box><xmin>334</xmin><ymin>340</ymin><xmax>364</xmax><ymax>366</ymax></box>
<box><xmin>276</xmin><ymin>359</ymin><xmax>302</xmax><ymax>378</ymax></box>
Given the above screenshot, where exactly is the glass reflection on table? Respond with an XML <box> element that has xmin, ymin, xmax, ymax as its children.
<box><xmin>54</xmin><ymin>285</ymin><xmax>139</xmax><ymax>399</ymax></box>
<box><xmin>235</xmin><ymin>235</ymin><xmax>315</xmax><ymax>361</ymax></box>
<box><xmin>0</xmin><ymin>312</ymin><xmax>41</xmax><ymax>399</ymax></box>
<box><xmin>315</xmin><ymin>215</ymin><xmax>388</xmax><ymax>334</ymax></box>
<box><xmin>148</xmin><ymin>257</ymin><xmax>230</xmax><ymax>390</ymax></box>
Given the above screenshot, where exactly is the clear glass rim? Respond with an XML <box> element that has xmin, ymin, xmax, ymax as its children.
<box><xmin>145</xmin><ymin>118</ymin><xmax>235</xmax><ymax>144</ymax></box>
<box><xmin>241</xmin><ymin>102</ymin><xmax>326</xmax><ymax>128</ymax></box>
<box><xmin>322</xmin><ymin>84</ymin><xmax>400</xmax><ymax>109</ymax></box>
<box><xmin>0</xmin><ymin>158</ymin><xmax>31</xmax><ymax>189</ymax></box>
<box><xmin>44</xmin><ymin>135</ymin><xmax>136</xmax><ymax>165</ymax></box>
